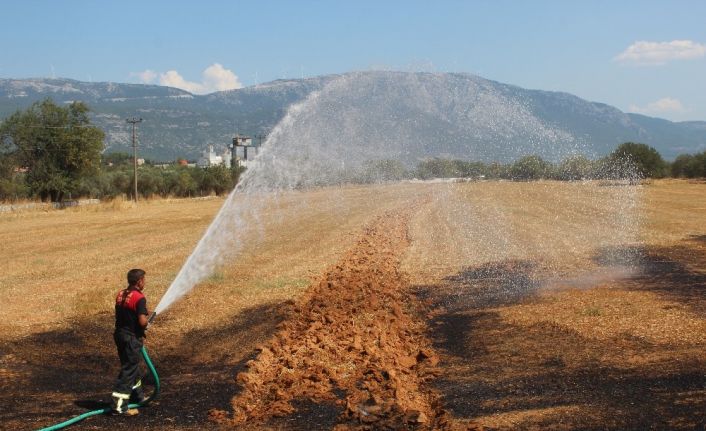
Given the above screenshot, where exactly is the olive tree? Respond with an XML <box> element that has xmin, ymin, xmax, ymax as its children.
<box><xmin>0</xmin><ymin>99</ymin><xmax>104</xmax><ymax>201</ymax></box>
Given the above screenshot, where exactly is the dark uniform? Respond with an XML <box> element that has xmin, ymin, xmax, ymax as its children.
<box><xmin>111</xmin><ymin>287</ymin><xmax>148</xmax><ymax>413</ymax></box>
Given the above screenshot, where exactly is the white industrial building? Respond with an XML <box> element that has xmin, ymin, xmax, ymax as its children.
<box><xmin>197</xmin><ymin>145</ymin><xmax>232</xmax><ymax>168</ymax></box>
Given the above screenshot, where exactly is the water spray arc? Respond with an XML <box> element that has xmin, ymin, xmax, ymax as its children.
<box><xmin>151</xmin><ymin>87</ymin><xmax>326</xmax><ymax>316</ymax></box>
<box><xmin>151</xmin><ymin>71</ymin><xmax>642</xmax><ymax>318</ymax></box>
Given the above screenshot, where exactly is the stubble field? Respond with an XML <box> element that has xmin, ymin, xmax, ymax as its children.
<box><xmin>0</xmin><ymin>180</ymin><xmax>704</xmax><ymax>430</ymax></box>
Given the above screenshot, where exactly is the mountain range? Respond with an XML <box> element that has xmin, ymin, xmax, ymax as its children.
<box><xmin>0</xmin><ymin>72</ymin><xmax>704</xmax><ymax>161</ymax></box>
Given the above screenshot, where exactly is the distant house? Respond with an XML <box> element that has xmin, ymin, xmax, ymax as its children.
<box><xmin>155</xmin><ymin>159</ymin><xmax>193</xmax><ymax>168</ymax></box>
<box><xmin>197</xmin><ymin>145</ymin><xmax>232</xmax><ymax>168</ymax></box>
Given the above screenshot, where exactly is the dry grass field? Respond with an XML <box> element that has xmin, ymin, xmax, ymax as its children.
<box><xmin>405</xmin><ymin>180</ymin><xmax>706</xmax><ymax>430</ymax></box>
<box><xmin>0</xmin><ymin>180</ymin><xmax>704</xmax><ymax>430</ymax></box>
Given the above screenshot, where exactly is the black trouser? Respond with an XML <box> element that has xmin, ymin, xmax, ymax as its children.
<box><xmin>112</xmin><ymin>329</ymin><xmax>145</xmax><ymax>411</ymax></box>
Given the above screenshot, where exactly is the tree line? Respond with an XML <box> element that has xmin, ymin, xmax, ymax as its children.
<box><xmin>406</xmin><ymin>142</ymin><xmax>675</xmax><ymax>182</ymax></box>
<box><xmin>354</xmin><ymin>142</ymin><xmax>703</xmax><ymax>183</ymax></box>
<box><xmin>0</xmin><ymin>99</ymin><xmax>244</xmax><ymax>201</ymax></box>
<box><xmin>81</xmin><ymin>161</ymin><xmax>242</xmax><ymax>200</ymax></box>
<box><xmin>1</xmin><ymin>99</ymin><xmax>705</xmax><ymax>202</ymax></box>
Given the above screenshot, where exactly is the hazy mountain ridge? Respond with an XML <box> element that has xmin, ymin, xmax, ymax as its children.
<box><xmin>0</xmin><ymin>73</ymin><xmax>703</xmax><ymax>161</ymax></box>
<box><xmin>0</xmin><ymin>78</ymin><xmax>191</xmax><ymax>102</ymax></box>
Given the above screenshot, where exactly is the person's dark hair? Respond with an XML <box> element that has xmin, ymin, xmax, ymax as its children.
<box><xmin>127</xmin><ymin>269</ymin><xmax>146</xmax><ymax>286</ymax></box>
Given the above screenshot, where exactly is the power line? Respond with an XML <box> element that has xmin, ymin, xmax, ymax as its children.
<box><xmin>25</xmin><ymin>124</ymin><xmax>99</xmax><ymax>129</ymax></box>
<box><xmin>254</xmin><ymin>133</ymin><xmax>267</xmax><ymax>157</ymax></box>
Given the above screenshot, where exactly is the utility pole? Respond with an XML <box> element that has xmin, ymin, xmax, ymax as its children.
<box><xmin>126</xmin><ymin>117</ymin><xmax>143</xmax><ymax>203</ymax></box>
<box><xmin>254</xmin><ymin>133</ymin><xmax>267</xmax><ymax>156</ymax></box>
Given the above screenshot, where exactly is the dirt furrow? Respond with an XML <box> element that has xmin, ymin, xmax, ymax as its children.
<box><xmin>215</xmin><ymin>205</ymin><xmax>449</xmax><ymax>429</ymax></box>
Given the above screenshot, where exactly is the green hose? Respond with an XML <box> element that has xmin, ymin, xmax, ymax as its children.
<box><xmin>36</xmin><ymin>345</ymin><xmax>160</xmax><ymax>431</ymax></box>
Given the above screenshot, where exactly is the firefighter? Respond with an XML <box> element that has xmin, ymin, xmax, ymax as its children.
<box><xmin>111</xmin><ymin>268</ymin><xmax>149</xmax><ymax>415</ymax></box>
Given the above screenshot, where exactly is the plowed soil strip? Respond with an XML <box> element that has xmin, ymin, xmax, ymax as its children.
<box><xmin>219</xmin><ymin>206</ymin><xmax>447</xmax><ymax>429</ymax></box>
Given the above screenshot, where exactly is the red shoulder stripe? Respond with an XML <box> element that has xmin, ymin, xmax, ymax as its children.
<box><xmin>115</xmin><ymin>289</ymin><xmax>145</xmax><ymax>312</ymax></box>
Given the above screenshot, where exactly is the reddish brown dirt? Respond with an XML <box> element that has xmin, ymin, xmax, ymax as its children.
<box><xmin>216</xmin><ymin>207</ymin><xmax>450</xmax><ymax>430</ymax></box>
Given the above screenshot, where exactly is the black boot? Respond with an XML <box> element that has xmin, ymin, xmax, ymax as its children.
<box><xmin>129</xmin><ymin>379</ymin><xmax>146</xmax><ymax>404</ymax></box>
<box><xmin>111</xmin><ymin>391</ymin><xmax>135</xmax><ymax>414</ymax></box>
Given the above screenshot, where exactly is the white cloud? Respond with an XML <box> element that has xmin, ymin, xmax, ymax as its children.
<box><xmin>158</xmin><ymin>63</ymin><xmax>242</xmax><ymax>94</ymax></box>
<box><xmin>629</xmin><ymin>97</ymin><xmax>687</xmax><ymax>115</ymax></box>
<box><xmin>201</xmin><ymin>64</ymin><xmax>242</xmax><ymax>92</ymax></box>
<box><xmin>158</xmin><ymin>70</ymin><xmax>203</xmax><ymax>93</ymax></box>
<box><xmin>615</xmin><ymin>40</ymin><xmax>706</xmax><ymax>65</ymax></box>
<box><xmin>131</xmin><ymin>69</ymin><xmax>158</xmax><ymax>84</ymax></box>
<box><xmin>130</xmin><ymin>64</ymin><xmax>242</xmax><ymax>94</ymax></box>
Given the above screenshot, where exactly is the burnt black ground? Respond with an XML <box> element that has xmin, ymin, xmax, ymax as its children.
<box><xmin>1</xmin><ymin>302</ymin><xmax>286</xmax><ymax>431</ymax></box>
<box><xmin>416</xmin><ymin>239</ymin><xmax>706</xmax><ymax>430</ymax></box>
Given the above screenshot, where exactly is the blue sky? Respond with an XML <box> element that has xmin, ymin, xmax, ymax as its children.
<box><xmin>1</xmin><ymin>0</ymin><xmax>705</xmax><ymax>121</ymax></box>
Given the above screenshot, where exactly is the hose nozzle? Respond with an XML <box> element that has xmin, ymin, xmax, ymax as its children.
<box><xmin>146</xmin><ymin>311</ymin><xmax>157</xmax><ymax>329</ymax></box>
